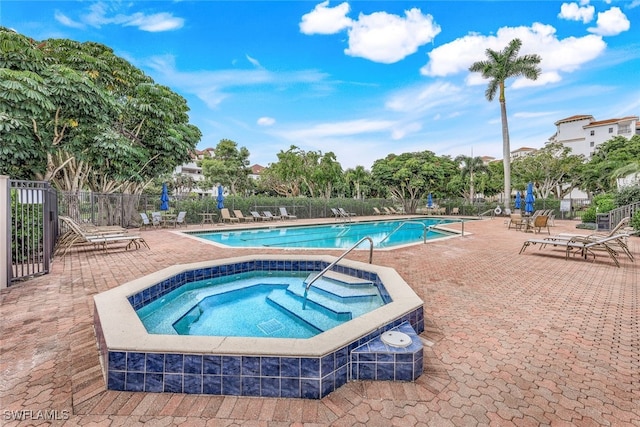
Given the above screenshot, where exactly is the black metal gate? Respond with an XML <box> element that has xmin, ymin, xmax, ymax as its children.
<box><xmin>7</xmin><ymin>180</ymin><xmax>58</xmax><ymax>284</ymax></box>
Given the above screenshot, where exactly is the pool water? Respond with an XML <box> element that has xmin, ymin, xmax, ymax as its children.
<box><xmin>190</xmin><ymin>218</ymin><xmax>458</xmax><ymax>249</ymax></box>
<box><xmin>136</xmin><ymin>271</ymin><xmax>385</xmax><ymax>338</ymax></box>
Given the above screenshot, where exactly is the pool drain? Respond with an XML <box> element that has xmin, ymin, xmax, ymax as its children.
<box><xmin>258</xmin><ymin>318</ymin><xmax>284</xmax><ymax>335</ymax></box>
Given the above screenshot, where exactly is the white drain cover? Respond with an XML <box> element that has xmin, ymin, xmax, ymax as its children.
<box><xmin>381</xmin><ymin>331</ymin><xmax>412</xmax><ymax>348</ymax></box>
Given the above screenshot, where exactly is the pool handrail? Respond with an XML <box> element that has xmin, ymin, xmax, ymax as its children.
<box><xmin>379</xmin><ymin>220</ymin><xmax>430</xmax><ymax>245</ymax></box>
<box><xmin>302</xmin><ymin>236</ymin><xmax>373</xmax><ymax>310</ymax></box>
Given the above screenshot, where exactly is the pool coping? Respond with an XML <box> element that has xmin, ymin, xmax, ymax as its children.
<box><xmin>94</xmin><ymin>254</ymin><xmax>424</xmax><ymax>358</ymax></box>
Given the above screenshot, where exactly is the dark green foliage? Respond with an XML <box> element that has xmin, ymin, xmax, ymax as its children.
<box><xmin>615</xmin><ymin>185</ymin><xmax>640</xmax><ymax>206</ymax></box>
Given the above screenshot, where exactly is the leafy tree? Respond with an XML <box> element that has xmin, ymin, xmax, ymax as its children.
<box><xmin>259</xmin><ymin>146</ymin><xmax>306</xmax><ymax>197</ymax></box>
<box><xmin>511</xmin><ymin>142</ymin><xmax>585</xmax><ymax>198</ymax></box>
<box><xmin>0</xmin><ymin>27</ymin><xmax>201</xmax><ymax>193</ymax></box>
<box><xmin>455</xmin><ymin>155</ymin><xmax>488</xmax><ymax>203</ymax></box>
<box><xmin>307</xmin><ymin>151</ymin><xmax>343</xmax><ymax>199</ymax></box>
<box><xmin>468</xmin><ymin>38</ymin><xmax>541</xmax><ymax>210</ymax></box>
<box><xmin>581</xmin><ymin>135</ymin><xmax>640</xmax><ymax>194</ymax></box>
<box><xmin>345</xmin><ymin>166</ymin><xmax>370</xmax><ymax>200</ymax></box>
<box><xmin>371</xmin><ymin>151</ymin><xmax>456</xmax><ymax>213</ymax></box>
<box><xmin>201</xmin><ymin>139</ymin><xmax>251</xmax><ymax>195</ymax></box>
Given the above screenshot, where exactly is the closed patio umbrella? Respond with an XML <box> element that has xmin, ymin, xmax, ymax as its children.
<box><xmin>515</xmin><ymin>191</ymin><xmax>521</xmax><ymax>209</ymax></box>
<box><xmin>525</xmin><ymin>183</ymin><xmax>535</xmax><ymax>214</ymax></box>
<box><xmin>160</xmin><ymin>183</ymin><xmax>170</xmax><ymax>211</ymax></box>
<box><xmin>427</xmin><ymin>193</ymin><xmax>433</xmax><ymax>208</ymax></box>
<box><xmin>217</xmin><ymin>185</ymin><xmax>224</xmax><ymax>210</ymax></box>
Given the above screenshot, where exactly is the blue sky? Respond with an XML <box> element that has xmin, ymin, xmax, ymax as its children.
<box><xmin>2</xmin><ymin>1</ymin><xmax>639</xmax><ymax>169</ymax></box>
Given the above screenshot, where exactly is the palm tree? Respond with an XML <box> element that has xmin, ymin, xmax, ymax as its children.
<box><xmin>345</xmin><ymin>165</ymin><xmax>369</xmax><ymax>200</ymax></box>
<box><xmin>455</xmin><ymin>155</ymin><xmax>488</xmax><ymax>204</ymax></box>
<box><xmin>468</xmin><ymin>38</ymin><xmax>541</xmax><ymax>210</ymax></box>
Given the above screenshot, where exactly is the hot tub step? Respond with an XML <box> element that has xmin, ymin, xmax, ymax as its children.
<box><xmin>266</xmin><ymin>289</ymin><xmax>349</xmax><ymax>331</ymax></box>
<box><xmin>303</xmin><ymin>273</ymin><xmax>378</xmax><ymax>300</ymax></box>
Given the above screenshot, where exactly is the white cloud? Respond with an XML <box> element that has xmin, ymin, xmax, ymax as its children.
<box><xmin>558</xmin><ymin>2</ymin><xmax>595</xmax><ymax>23</ymax></box>
<box><xmin>422</xmin><ymin>23</ymin><xmax>606</xmax><ymax>88</ymax></box>
<box><xmin>299</xmin><ymin>1</ymin><xmax>352</xmax><ymax>35</ymax></box>
<box><xmin>257</xmin><ymin>117</ymin><xmax>276</xmax><ymax>126</ymax></box>
<box><xmin>386</xmin><ymin>81</ymin><xmax>463</xmax><ymax>114</ymax></box>
<box><xmin>345</xmin><ymin>8</ymin><xmax>441</xmax><ymax>64</ymax></box>
<box><xmin>61</xmin><ymin>2</ymin><xmax>184</xmax><ymax>32</ymax></box>
<box><xmin>54</xmin><ymin>11</ymin><xmax>85</xmax><ymax>29</ymax></box>
<box><xmin>246</xmin><ymin>54</ymin><xmax>263</xmax><ymax>69</ymax></box>
<box><xmin>300</xmin><ymin>3</ymin><xmax>440</xmax><ymax>64</ymax></box>
<box><xmin>144</xmin><ymin>55</ymin><xmax>330</xmax><ymax>109</ymax></box>
<box><xmin>588</xmin><ymin>7</ymin><xmax>630</xmax><ymax>36</ymax></box>
<box><xmin>276</xmin><ymin>119</ymin><xmax>395</xmax><ymax>140</ymax></box>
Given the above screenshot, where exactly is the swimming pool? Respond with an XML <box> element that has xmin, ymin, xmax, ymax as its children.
<box><xmin>188</xmin><ymin>218</ymin><xmax>460</xmax><ymax>249</ymax></box>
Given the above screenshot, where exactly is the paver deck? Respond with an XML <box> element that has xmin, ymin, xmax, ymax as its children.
<box><xmin>1</xmin><ymin>217</ymin><xmax>638</xmax><ymax>426</ymax></box>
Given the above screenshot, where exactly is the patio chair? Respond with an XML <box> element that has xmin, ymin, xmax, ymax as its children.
<box><xmin>251</xmin><ymin>211</ymin><xmax>271</xmax><ymax>221</ymax></box>
<box><xmin>220</xmin><ymin>208</ymin><xmax>240</xmax><ymax>223</ymax></box>
<box><xmin>338</xmin><ymin>207</ymin><xmax>356</xmax><ymax>217</ymax></box>
<box><xmin>519</xmin><ymin>233</ymin><xmax>631</xmax><ymax>267</ymax></box>
<box><xmin>233</xmin><ymin>210</ymin><xmax>251</xmax><ymax>222</ymax></box>
<box><xmin>279</xmin><ymin>207</ymin><xmax>297</xmax><ymax>220</ymax></box>
<box><xmin>166</xmin><ymin>211</ymin><xmax>187</xmax><ymax>228</ymax></box>
<box><xmin>530</xmin><ymin>215</ymin><xmax>550</xmax><ymax>234</ymax></box>
<box><xmin>383</xmin><ymin>207</ymin><xmax>394</xmax><ymax>215</ymax></box>
<box><xmin>263</xmin><ymin>211</ymin><xmax>281</xmax><ymax>220</ymax></box>
<box><xmin>507</xmin><ymin>213</ymin><xmax>526</xmax><ymax>231</ymax></box>
<box><xmin>139</xmin><ymin>213</ymin><xmax>154</xmax><ymax>230</ymax></box>
<box><xmin>56</xmin><ymin>216</ymin><xmax>149</xmax><ymax>257</ymax></box>
<box><xmin>451</xmin><ymin>207</ymin><xmax>460</xmax><ymax>215</ymax></box>
<box><xmin>151</xmin><ymin>212</ymin><xmax>163</xmax><ymax>228</ymax></box>
<box><xmin>373</xmin><ymin>207</ymin><xmax>384</xmax><ymax>215</ymax></box>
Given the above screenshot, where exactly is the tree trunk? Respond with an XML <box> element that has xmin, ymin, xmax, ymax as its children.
<box><xmin>500</xmin><ymin>87</ymin><xmax>511</xmax><ymax>211</ymax></box>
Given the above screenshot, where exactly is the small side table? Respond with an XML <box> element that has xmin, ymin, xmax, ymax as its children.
<box><xmin>199</xmin><ymin>213</ymin><xmax>216</xmax><ymax>226</ymax></box>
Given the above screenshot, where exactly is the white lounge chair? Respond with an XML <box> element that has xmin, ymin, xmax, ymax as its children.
<box><xmin>279</xmin><ymin>207</ymin><xmax>297</xmax><ymax>220</ymax></box>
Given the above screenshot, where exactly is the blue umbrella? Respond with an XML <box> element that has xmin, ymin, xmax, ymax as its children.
<box><xmin>427</xmin><ymin>193</ymin><xmax>433</xmax><ymax>208</ymax></box>
<box><xmin>525</xmin><ymin>182</ymin><xmax>535</xmax><ymax>214</ymax></box>
<box><xmin>217</xmin><ymin>185</ymin><xmax>224</xmax><ymax>209</ymax></box>
<box><xmin>515</xmin><ymin>191</ymin><xmax>521</xmax><ymax>209</ymax></box>
<box><xmin>160</xmin><ymin>183</ymin><xmax>170</xmax><ymax>211</ymax></box>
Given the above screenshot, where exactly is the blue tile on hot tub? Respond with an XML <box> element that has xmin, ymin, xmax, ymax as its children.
<box><xmin>203</xmin><ymin>375</ymin><xmax>221</xmax><ymax>395</ymax></box>
<box><xmin>109</xmin><ymin>351</ymin><xmax>126</xmax><ymax>371</ymax></box>
<box><xmin>203</xmin><ymin>355</ymin><xmax>222</xmax><ymax>375</ymax></box>
<box><xmin>396</xmin><ymin>353</ymin><xmax>414</xmax><ymax>363</ymax></box>
<box><xmin>281</xmin><ymin>378</ymin><xmax>300</xmax><ymax>398</ymax></box>
<box><xmin>301</xmin><ymin>379</ymin><xmax>320</xmax><ymax>399</ymax></box>
<box><xmin>261</xmin><ymin>357</ymin><xmax>280</xmax><ymax>377</ymax></box>
<box><xmin>184</xmin><ymin>355</ymin><xmax>203</xmax><ymax>374</ymax></box>
<box><xmin>321</xmin><ymin>353</ymin><xmax>335</xmax><ymax>376</ymax></box>
<box><xmin>108</xmin><ymin>371</ymin><xmax>125</xmax><ymax>390</ymax></box>
<box><xmin>125</xmin><ymin>372</ymin><xmax>145</xmax><ymax>391</ymax></box>
<box><xmin>300</xmin><ymin>358</ymin><xmax>320</xmax><ymax>378</ymax></box>
<box><xmin>260</xmin><ymin>377</ymin><xmax>280</xmax><ymax>397</ymax></box>
<box><xmin>164</xmin><ymin>373</ymin><xmax>183</xmax><ymax>393</ymax></box>
<box><xmin>335</xmin><ymin>365</ymin><xmax>348</xmax><ymax>387</ymax></box>
<box><xmin>242</xmin><ymin>356</ymin><xmax>261</xmax><ymax>376</ymax></box>
<box><xmin>376</xmin><ymin>352</ymin><xmax>394</xmax><ymax>362</ymax></box>
<box><xmin>164</xmin><ymin>354</ymin><xmax>183</xmax><ymax>373</ymax></box>
<box><xmin>127</xmin><ymin>352</ymin><xmax>146</xmax><ymax>372</ymax></box>
<box><xmin>321</xmin><ymin>372</ymin><xmax>334</xmax><ymax>397</ymax></box>
<box><xmin>395</xmin><ymin>363</ymin><xmax>414</xmax><ymax>381</ymax></box>
<box><xmin>376</xmin><ymin>363</ymin><xmax>395</xmax><ymax>381</ymax></box>
<box><xmin>145</xmin><ymin>373</ymin><xmax>164</xmax><ymax>392</ymax></box>
<box><xmin>222</xmin><ymin>356</ymin><xmax>241</xmax><ymax>376</ymax></box>
<box><xmin>184</xmin><ymin>374</ymin><xmax>203</xmax><ymax>394</ymax></box>
<box><xmin>146</xmin><ymin>353</ymin><xmax>164</xmax><ymax>373</ymax></box>
<box><xmin>241</xmin><ymin>376</ymin><xmax>261</xmax><ymax>396</ymax></box>
<box><xmin>281</xmin><ymin>358</ymin><xmax>300</xmax><ymax>378</ymax></box>
<box><xmin>358</xmin><ymin>362</ymin><xmax>375</xmax><ymax>380</ymax></box>
<box><xmin>222</xmin><ymin>375</ymin><xmax>241</xmax><ymax>395</ymax></box>
<box><xmin>335</xmin><ymin>346</ymin><xmax>348</xmax><ymax>368</ymax></box>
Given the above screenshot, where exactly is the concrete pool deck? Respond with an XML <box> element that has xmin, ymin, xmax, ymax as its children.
<box><xmin>1</xmin><ymin>216</ymin><xmax>638</xmax><ymax>425</ymax></box>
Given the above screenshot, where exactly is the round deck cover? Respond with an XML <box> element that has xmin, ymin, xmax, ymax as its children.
<box><xmin>381</xmin><ymin>331</ymin><xmax>412</xmax><ymax>348</ymax></box>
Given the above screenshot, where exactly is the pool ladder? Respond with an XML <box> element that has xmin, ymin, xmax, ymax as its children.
<box><xmin>302</xmin><ymin>236</ymin><xmax>373</xmax><ymax>310</ymax></box>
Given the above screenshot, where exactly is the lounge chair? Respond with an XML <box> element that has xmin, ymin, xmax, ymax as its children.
<box><xmin>382</xmin><ymin>207</ymin><xmax>394</xmax><ymax>215</ymax></box>
<box><xmin>56</xmin><ymin>216</ymin><xmax>149</xmax><ymax>257</ymax></box>
<box><xmin>338</xmin><ymin>207</ymin><xmax>356</xmax><ymax>217</ymax></box>
<box><xmin>519</xmin><ymin>233</ymin><xmax>631</xmax><ymax>267</ymax></box>
<box><xmin>556</xmin><ymin>217</ymin><xmax>630</xmax><ymax>241</ymax></box>
<box><xmin>529</xmin><ymin>215</ymin><xmax>550</xmax><ymax>234</ymax></box>
<box><xmin>220</xmin><ymin>208</ymin><xmax>240</xmax><ymax>223</ymax></box>
<box><xmin>507</xmin><ymin>213</ymin><xmax>526</xmax><ymax>230</ymax></box>
<box><xmin>279</xmin><ymin>207</ymin><xmax>297</xmax><ymax>220</ymax></box>
<box><xmin>451</xmin><ymin>207</ymin><xmax>460</xmax><ymax>215</ymax></box>
<box><xmin>251</xmin><ymin>211</ymin><xmax>271</xmax><ymax>221</ymax></box>
<box><xmin>139</xmin><ymin>213</ymin><xmax>153</xmax><ymax>230</ymax></box>
<box><xmin>263</xmin><ymin>211</ymin><xmax>281</xmax><ymax>220</ymax></box>
<box><xmin>233</xmin><ymin>210</ymin><xmax>251</xmax><ymax>222</ymax></box>
<box><xmin>166</xmin><ymin>211</ymin><xmax>187</xmax><ymax>228</ymax></box>
<box><xmin>151</xmin><ymin>212</ymin><xmax>163</xmax><ymax>228</ymax></box>
<box><xmin>373</xmin><ymin>207</ymin><xmax>384</xmax><ymax>215</ymax></box>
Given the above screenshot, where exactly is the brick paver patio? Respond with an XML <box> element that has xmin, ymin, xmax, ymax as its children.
<box><xmin>1</xmin><ymin>217</ymin><xmax>638</xmax><ymax>426</ymax></box>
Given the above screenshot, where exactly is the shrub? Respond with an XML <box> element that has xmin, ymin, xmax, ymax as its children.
<box><xmin>631</xmin><ymin>211</ymin><xmax>640</xmax><ymax>232</ymax></box>
<box><xmin>580</xmin><ymin>206</ymin><xmax>597</xmax><ymax>223</ymax></box>
<box><xmin>615</xmin><ymin>185</ymin><xmax>640</xmax><ymax>206</ymax></box>
<box><xmin>592</xmin><ymin>193</ymin><xmax>616</xmax><ymax>213</ymax></box>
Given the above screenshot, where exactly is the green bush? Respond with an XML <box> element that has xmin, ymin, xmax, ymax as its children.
<box><xmin>615</xmin><ymin>185</ymin><xmax>640</xmax><ymax>206</ymax></box>
<box><xmin>581</xmin><ymin>206</ymin><xmax>597</xmax><ymax>223</ymax></box>
<box><xmin>592</xmin><ymin>193</ymin><xmax>616</xmax><ymax>213</ymax></box>
<box><xmin>631</xmin><ymin>211</ymin><xmax>640</xmax><ymax>232</ymax></box>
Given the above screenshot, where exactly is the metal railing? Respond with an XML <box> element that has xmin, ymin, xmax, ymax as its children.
<box><xmin>380</xmin><ymin>221</ymin><xmax>428</xmax><ymax>245</ymax></box>
<box><xmin>302</xmin><ymin>236</ymin><xmax>373</xmax><ymax>310</ymax></box>
<box><xmin>600</xmin><ymin>201</ymin><xmax>640</xmax><ymax>231</ymax></box>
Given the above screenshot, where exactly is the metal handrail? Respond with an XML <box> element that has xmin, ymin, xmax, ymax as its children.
<box><xmin>379</xmin><ymin>220</ymin><xmax>429</xmax><ymax>245</ymax></box>
<box><xmin>302</xmin><ymin>236</ymin><xmax>373</xmax><ymax>309</ymax></box>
